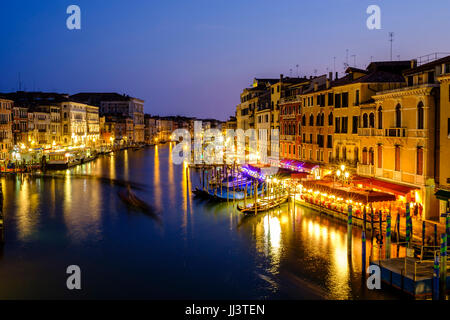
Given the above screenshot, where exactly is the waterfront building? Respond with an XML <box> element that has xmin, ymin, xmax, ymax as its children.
<box><xmin>156</xmin><ymin>117</ymin><xmax>175</xmax><ymax>142</ymax></box>
<box><xmin>28</xmin><ymin>108</ymin><xmax>51</xmax><ymax>147</ymax></box>
<box><xmin>281</xmin><ymin>76</ymin><xmax>325</xmax><ymax>163</ymax></box>
<box><xmin>12</xmin><ymin>105</ymin><xmax>28</xmax><ymax>146</ymax></box>
<box><xmin>71</xmin><ymin>93</ymin><xmax>145</xmax><ymax>144</ymax></box>
<box><xmin>360</xmin><ymin>60</ymin><xmax>438</xmax><ymax>220</ymax></box>
<box><xmin>0</xmin><ymin>97</ymin><xmax>13</xmax><ymax>163</ymax></box>
<box><xmin>144</xmin><ymin>114</ymin><xmax>158</xmax><ymax>144</ymax></box>
<box><xmin>436</xmin><ymin>56</ymin><xmax>450</xmax><ymax>221</ymax></box>
<box><xmin>86</xmin><ymin>104</ymin><xmax>100</xmax><ymax>147</ymax></box>
<box><xmin>60</xmin><ymin>101</ymin><xmax>87</xmax><ymax>146</ymax></box>
<box><xmin>333</xmin><ymin>63</ymin><xmax>408</xmax><ymax>174</ymax></box>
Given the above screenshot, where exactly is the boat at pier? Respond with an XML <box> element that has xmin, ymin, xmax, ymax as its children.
<box><xmin>237</xmin><ymin>194</ymin><xmax>289</xmax><ymax>214</ymax></box>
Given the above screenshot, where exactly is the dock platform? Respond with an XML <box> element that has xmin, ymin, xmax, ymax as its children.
<box><xmin>371</xmin><ymin>258</ymin><xmax>449</xmax><ymax>298</ymax></box>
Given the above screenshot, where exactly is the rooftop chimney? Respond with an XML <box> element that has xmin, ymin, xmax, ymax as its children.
<box><xmin>329</xmin><ymin>72</ymin><xmax>333</xmax><ymax>81</ymax></box>
<box><xmin>314</xmin><ymin>83</ymin><xmax>318</xmax><ymax>91</ymax></box>
<box><xmin>335</xmin><ymin>72</ymin><xmax>339</xmax><ymax>80</ymax></box>
<box><xmin>280</xmin><ymin>74</ymin><xmax>283</xmax><ymax>82</ymax></box>
<box><xmin>410</xmin><ymin>59</ymin><xmax>417</xmax><ymax>69</ymax></box>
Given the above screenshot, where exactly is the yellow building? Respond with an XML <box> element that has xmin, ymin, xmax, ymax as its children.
<box><xmin>435</xmin><ymin>56</ymin><xmax>450</xmax><ymax>221</ymax></box>
<box><xmin>0</xmin><ymin>97</ymin><xmax>13</xmax><ymax>163</ymax></box>
<box><xmin>357</xmin><ymin>60</ymin><xmax>439</xmax><ymax>220</ymax></box>
<box><xmin>294</xmin><ymin>75</ymin><xmax>332</xmax><ymax>164</ymax></box>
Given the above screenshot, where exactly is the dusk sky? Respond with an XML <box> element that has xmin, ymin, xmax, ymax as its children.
<box><xmin>1</xmin><ymin>0</ymin><xmax>449</xmax><ymax>120</ymax></box>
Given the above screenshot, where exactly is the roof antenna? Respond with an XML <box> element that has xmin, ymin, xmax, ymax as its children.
<box><xmin>389</xmin><ymin>32</ymin><xmax>394</xmax><ymax>61</ymax></box>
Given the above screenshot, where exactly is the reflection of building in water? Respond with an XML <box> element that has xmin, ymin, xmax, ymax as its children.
<box><xmin>15</xmin><ymin>178</ymin><xmax>40</xmax><ymax>240</ymax></box>
<box><xmin>62</xmin><ymin>175</ymin><xmax>102</xmax><ymax>243</ymax></box>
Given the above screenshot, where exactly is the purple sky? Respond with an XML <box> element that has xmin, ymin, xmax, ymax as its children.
<box><xmin>1</xmin><ymin>0</ymin><xmax>449</xmax><ymax>120</ymax></box>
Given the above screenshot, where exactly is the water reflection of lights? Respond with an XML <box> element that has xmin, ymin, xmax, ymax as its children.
<box><xmin>153</xmin><ymin>145</ymin><xmax>162</xmax><ymax>209</ymax></box>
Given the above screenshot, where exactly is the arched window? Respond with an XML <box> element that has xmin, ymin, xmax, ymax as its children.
<box><xmin>418</xmin><ymin>102</ymin><xmax>424</xmax><ymax>129</ymax></box>
<box><xmin>354</xmin><ymin>147</ymin><xmax>359</xmax><ymax>163</ymax></box>
<box><xmin>298</xmin><ymin>123</ymin><xmax>301</xmax><ymax>135</ymax></box>
<box><xmin>362</xmin><ymin>147</ymin><xmax>368</xmax><ymax>165</ymax></box>
<box><xmin>369</xmin><ymin>148</ymin><xmax>374</xmax><ymax>165</ymax></box>
<box><xmin>395</xmin><ymin>104</ymin><xmax>402</xmax><ymax>128</ymax></box>
<box><xmin>377</xmin><ymin>107</ymin><xmax>383</xmax><ymax>129</ymax></box>
<box><xmin>316</xmin><ymin>114</ymin><xmax>321</xmax><ymax>126</ymax></box>
<box><xmin>328</xmin><ymin>112</ymin><xmax>333</xmax><ymax>126</ymax></box>
<box><xmin>335</xmin><ymin>146</ymin><xmax>340</xmax><ymax>161</ymax></box>
<box><xmin>369</xmin><ymin>113</ymin><xmax>375</xmax><ymax>128</ymax></box>
<box><xmin>302</xmin><ymin>115</ymin><xmax>306</xmax><ymax>126</ymax></box>
<box><xmin>342</xmin><ymin>146</ymin><xmax>347</xmax><ymax>161</ymax></box>
<box><xmin>309</xmin><ymin>114</ymin><xmax>314</xmax><ymax>126</ymax></box>
<box><xmin>363</xmin><ymin>113</ymin><xmax>368</xmax><ymax>128</ymax></box>
<box><xmin>321</xmin><ymin>113</ymin><xmax>325</xmax><ymax>126</ymax></box>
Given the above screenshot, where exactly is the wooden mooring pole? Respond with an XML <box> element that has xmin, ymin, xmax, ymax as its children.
<box><xmin>433</xmin><ymin>253</ymin><xmax>440</xmax><ymax>300</ymax></box>
<box><xmin>362</xmin><ymin>229</ymin><xmax>366</xmax><ymax>277</ymax></box>
<box><xmin>254</xmin><ymin>180</ymin><xmax>258</xmax><ymax>215</ymax></box>
<box><xmin>347</xmin><ymin>205</ymin><xmax>352</xmax><ymax>256</ymax></box>
<box><xmin>386</xmin><ymin>212</ymin><xmax>391</xmax><ymax>259</ymax></box>
<box><xmin>0</xmin><ymin>182</ymin><xmax>4</xmax><ymax>244</ymax></box>
<box><xmin>439</xmin><ymin>233</ymin><xmax>447</xmax><ymax>300</ymax></box>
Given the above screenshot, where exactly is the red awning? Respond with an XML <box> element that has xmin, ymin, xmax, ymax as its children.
<box><xmin>353</xmin><ymin>176</ymin><xmax>418</xmax><ymax>196</ymax></box>
<box><xmin>291</xmin><ymin>172</ymin><xmax>309</xmax><ymax>179</ymax></box>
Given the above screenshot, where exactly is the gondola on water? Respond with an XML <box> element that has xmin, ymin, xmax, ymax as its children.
<box><xmin>237</xmin><ymin>194</ymin><xmax>289</xmax><ymax>215</ymax></box>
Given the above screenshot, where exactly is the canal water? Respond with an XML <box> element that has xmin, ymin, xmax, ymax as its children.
<box><xmin>0</xmin><ymin>143</ymin><xmax>400</xmax><ymax>299</ymax></box>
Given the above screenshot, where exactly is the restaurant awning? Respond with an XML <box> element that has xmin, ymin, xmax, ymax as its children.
<box><xmin>435</xmin><ymin>189</ymin><xmax>450</xmax><ymax>201</ymax></box>
<box><xmin>279</xmin><ymin>159</ymin><xmax>319</xmax><ymax>173</ymax></box>
<box><xmin>352</xmin><ymin>176</ymin><xmax>418</xmax><ymax>196</ymax></box>
<box><xmin>291</xmin><ymin>172</ymin><xmax>309</xmax><ymax>180</ymax></box>
<box><xmin>301</xmin><ymin>179</ymin><xmax>396</xmax><ymax>204</ymax></box>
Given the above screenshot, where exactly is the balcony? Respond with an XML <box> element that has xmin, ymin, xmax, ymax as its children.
<box><xmin>358</xmin><ymin>128</ymin><xmax>383</xmax><ymax>137</ymax></box>
<box><xmin>357</xmin><ymin>164</ymin><xmax>375</xmax><ymax>176</ymax></box>
<box><xmin>409</xmin><ymin>129</ymin><xmax>427</xmax><ymax>138</ymax></box>
<box><xmin>385</xmin><ymin>127</ymin><xmax>407</xmax><ymax>138</ymax></box>
<box><xmin>280</xmin><ymin>135</ymin><xmax>294</xmax><ymax>142</ymax></box>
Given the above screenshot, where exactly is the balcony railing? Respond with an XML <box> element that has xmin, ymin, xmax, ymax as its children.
<box><xmin>280</xmin><ymin>135</ymin><xmax>294</xmax><ymax>141</ymax></box>
<box><xmin>357</xmin><ymin>164</ymin><xmax>375</xmax><ymax>176</ymax></box>
<box><xmin>385</xmin><ymin>127</ymin><xmax>407</xmax><ymax>138</ymax></box>
<box><xmin>409</xmin><ymin>129</ymin><xmax>427</xmax><ymax>138</ymax></box>
<box><xmin>358</xmin><ymin>128</ymin><xmax>384</xmax><ymax>137</ymax></box>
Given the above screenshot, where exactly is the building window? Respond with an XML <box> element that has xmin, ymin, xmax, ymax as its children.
<box><xmin>369</xmin><ymin>148</ymin><xmax>374</xmax><ymax>165</ymax></box>
<box><xmin>342</xmin><ymin>146</ymin><xmax>347</xmax><ymax>161</ymax></box>
<box><xmin>335</xmin><ymin>117</ymin><xmax>340</xmax><ymax>133</ymax></box>
<box><xmin>417</xmin><ymin>147</ymin><xmax>423</xmax><ymax>175</ymax></box>
<box><xmin>417</xmin><ymin>102</ymin><xmax>424</xmax><ymax>129</ymax></box>
<box><xmin>378</xmin><ymin>107</ymin><xmax>383</xmax><ymax>129</ymax></box>
<box><xmin>341</xmin><ymin>117</ymin><xmax>348</xmax><ymax>133</ymax></box>
<box><xmin>328</xmin><ymin>93</ymin><xmax>334</xmax><ymax>106</ymax></box>
<box><xmin>363</xmin><ymin>113</ymin><xmax>368</xmax><ymax>128</ymax></box>
<box><xmin>328</xmin><ymin>112</ymin><xmax>333</xmax><ymax>126</ymax></box>
<box><xmin>355</xmin><ymin>90</ymin><xmax>360</xmax><ymax>106</ymax></box>
<box><xmin>354</xmin><ymin>147</ymin><xmax>359</xmax><ymax>163</ymax></box>
<box><xmin>342</xmin><ymin>92</ymin><xmax>349</xmax><ymax>107</ymax></box>
<box><xmin>336</xmin><ymin>147</ymin><xmax>340</xmax><ymax>161</ymax></box>
<box><xmin>335</xmin><ymin>93</ymin><xmax>341</xmax><ymax>108</ymax></box>
<box><xmin>395</xmin><ymin>104</ymin><xmax>402</xmax><ymax>128</ymax></box>
<box><xmin>309</xmin><ymin>114</ymin><xmax>314</xmax><ymax>126</ymax></box>
<box><xmin>395</xmin><ymin>146</ymin><xmax>400</xmax><ymax>171</ymax></box>
<box><xmin>362</xmin><ymin>148</ymin><xmax>368</xmax><ymax>165</ymax></box>
<box><xmin>369</xmin><ymin>113</ymin><xmax>375</xmax><ymax>128</ymax></box>
<box><xmin>352</xmin><ymin>116</ymin><xmax>358</xmax><ymax>134</ymax></box>
<box><xmin>377</xmin><ymin>145</ymin><xmax>382</xmax><ymax>169</ymax></box>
